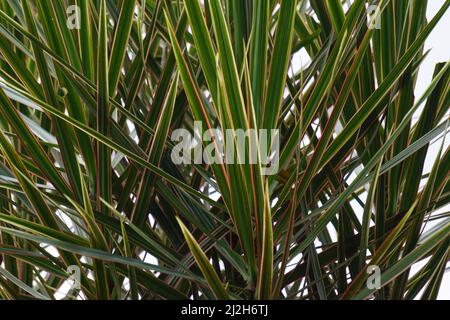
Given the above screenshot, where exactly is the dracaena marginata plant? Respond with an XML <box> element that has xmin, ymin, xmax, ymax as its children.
<box><xmin>0</xmin><ymin>0</ymin><xmax>449</xmax><ymax>300</ymax></box>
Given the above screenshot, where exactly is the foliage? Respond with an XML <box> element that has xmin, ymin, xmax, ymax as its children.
<box><xmin>0</xmin><ymin>0</ymin><xmax>449</xmax><ymax>300</ymax></box>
